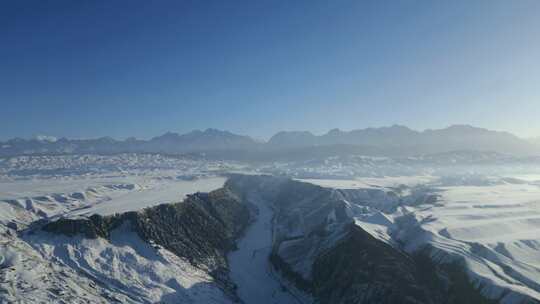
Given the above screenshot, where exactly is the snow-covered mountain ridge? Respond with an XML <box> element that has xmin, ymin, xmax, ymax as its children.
<box><xmin>2</xmin><ymin>168</ymin><xmax>540</xmax><ymax>303</ymax></box>
<box><xmin>2</xmin><ymin>185</ymin><xmax>249</xmax><ymax>303</ymax></box>
<box><xmin>2</xmin><ymin>125</ymin><xmax>539</xmax><ymax>158</ymax></box>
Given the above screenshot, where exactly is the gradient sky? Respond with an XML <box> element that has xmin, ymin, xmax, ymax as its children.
<box><xmin>1</xmin><ymin>0</ymin><xmax>540</xmax><ymax>140</ymax></box>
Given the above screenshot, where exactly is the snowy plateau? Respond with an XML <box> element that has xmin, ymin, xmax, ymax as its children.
<box><xmin>0</xmin><ymin>153</ymin><xmax>540</xmax><ymax>304</ymax></box>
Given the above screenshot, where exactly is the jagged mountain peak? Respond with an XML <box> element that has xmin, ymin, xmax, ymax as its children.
<box><xmin>0</xmin><ymin>125</ymin><xmax>538</xmax><ymax>158</ymax></box>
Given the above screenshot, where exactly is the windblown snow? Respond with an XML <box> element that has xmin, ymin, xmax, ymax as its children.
<box><xmin>404</xmin><ymin>182</ymin><xmax>540</xmax><ymax>302</ymax></box>
<box><xmin>0</xmin><ymin>154</ymin><xmax>230</xmax><ymax>303</ymax></box>
<box><xmin>303</xmin><ymin>175</ymin><xmax>540</xmax><ymax>303</ymax></box>
<box><xmin>228</xmin><ymin>191</ymin><xmax>308</xmax><ymax>304</ymax></box>
<box><xmin>1</xmin><ymin>223</ymin><xmax>232</xmax><ymax>303</ymax></box>
<box><xmin>2</xmin><ymin>153</ymin><xmax>540</xmax><ymax>303</ymax></box>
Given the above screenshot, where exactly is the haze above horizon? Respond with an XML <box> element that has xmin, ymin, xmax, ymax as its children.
<box><xmin>1</xmin><ymin>1</ymin><xmax>540</xmax><ymax>140</ymax></box>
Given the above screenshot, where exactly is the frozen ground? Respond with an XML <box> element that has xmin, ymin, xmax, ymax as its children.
<box><xmin>0</xmin><ymin>154</ymin><xmax>230</xmax><ymax>303</ymax></box>
<box><xmin>72</xmin><ymin>176</ymin><xmax>226</xmax><ymax>216</ymax></box>
<box><xmin>0</xmin><ymin>153</ymin><xmax>243</xmax><ymax>180</ymax></box>
<box><xmin>0</xmin><ymin>223</ymin><xmax>232</xmax><ymax>304</ymax></box>
<box><xmin>228</xmin><ymin>191</ymin><xmax>304</xmax><ymax>304</ymax></box>
<box><xmin>303</xmin><ymin>175</ymin><xmax>540</xmax><ymax>303</ymax></box>
<box><xmin>0</xmin><ymin>153</ymin><xmax>233</xmax><ymax>225</ymax></box>
<box><xmin>298</xmin><ymin>175</ymin><xmax>436</xmax><ymax>189</ymax></box>
<box><xmin>0</xmin><ymin>175</ymin><xmax>226</xmax><ymax>225</ymax></box>
<box><xmin>404</xmin><ymin>182</ymin><xmax>540</xmax><ymax>302</ymax></box>
<box><xmin>2</xmin><ymin>153</ymin><xmax>540</xmax><ymax>303</ymax></box>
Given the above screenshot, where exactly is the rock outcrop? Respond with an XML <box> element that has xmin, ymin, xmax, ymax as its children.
<box><xmin>40</xmin><ymin>175</ymin><xmax>520</xmax><ymax>304</ymax></box>
<box><xmin>42</xmin><ymin>187</ymin><xmax>251</xmax><ymax>300</ymax></box>
<box><xmin>229</xmin><ymin>175</ymin><xmax>500</xmax><ymax>304</ymax></box>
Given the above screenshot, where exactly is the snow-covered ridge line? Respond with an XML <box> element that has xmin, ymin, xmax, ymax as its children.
<box><xmin>225</xmin><ymin>175</ymin><xmax>498</xmax><ymax>304</ymax></box>
<box><xmin>3</xmin><ymin>173</ymin><xmax>540</xmax><ymax>303</ymax></box>
<box><xmin>302</xmin><ymin>177</ymin><xmax>540</xmax><ymax>303</ymax></box>
<box><xmin>1</xmin><ymin>222</ymin><xmax>235</xmax><ymax>304</ymax></box>
<box><xmin>0</xmin><ymin>153</ymin><xmax>239</xmax><ymax>179</ymax></box>
<box><xmin>3</xmin><ymin>184</ymin><xmax>252</xmax><ymax>303</ymax></box>
<box><xmin>0</xmin><ymin>182</ymin><xmax>140</xmax><ymax>225</ymax></box>
<box><xmin>0</xmin><ymin>174</ymin><xmax>227</xmax><ymax>225</ymax></box>
<box><xmin>2</xmin><ymin>124</ymin><xmax>540</xmax><ymax>158</ymax></box>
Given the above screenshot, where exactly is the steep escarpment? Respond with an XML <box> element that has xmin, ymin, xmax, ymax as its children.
<box><xmin>228</xmin><ymin>175</ymin><xmax>500</xmax><ymax>304</ymax></box>
<box><xmin>36</xmin><ymin>175</ymin><xmax>537</xmax><ymax>304</ymax></box>
<box><xmin>312</xmin><ymin>224</ymin><xmax>431</xmax><ymax>304</ymax></box>
<box><xmin>42</xmin><ymin>213</ymin><xmax>122</xmax><ymax>239</ymax></box>
<box><xmin>41</xmin><ymin>187</ymin><xmax>251</xmax><ymax>299</ymax></box>
<box><xmin>311</xmin><ymin>225</ymin><xmax>500</xmax><ymax>304</ymax></box>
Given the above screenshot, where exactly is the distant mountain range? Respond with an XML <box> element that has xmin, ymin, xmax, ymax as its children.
<box><xmin>268</xmin><ymin>125</ymin><xmax>540</xmax><ymax>156</ymax></box>
<box><xmin>1</xmin><ymin>125</ymin><xmax>539</xmax><ymax>159</ymax></box>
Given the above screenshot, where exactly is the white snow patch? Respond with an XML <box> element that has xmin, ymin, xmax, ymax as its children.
<box><xmin>228</xmin><ymin>192</ymin><xmax>306</xmax><ymax>304</ymax></box>
<box><xmin>0</xmin><ymin>176</ymin><xmax>226</xmax><ymax>224</ymax></box>
<box><xmin>72</xmin><ymin>177</ymin><xmax>226</xmax><ymax>216</ymax></box>
<box><xmin>297</xmin><ymin>175</ymin><xmax>435</xmax><ymax>189</ymax></box>
<box><xmin>396</xmin><ymin>182</ymin><xmax>540</xmax><ymax>302</ymax></box>
<box><xmin>14</xmin><ymin>223</ymin><xmax>232</xmax><ymax>304</ymax></box>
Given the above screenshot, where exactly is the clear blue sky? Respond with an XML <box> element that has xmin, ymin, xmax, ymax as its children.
<box><xmin>1</xmin><ymin>0</ymin><xmax>540</xmax><ymax>140</ymax></box>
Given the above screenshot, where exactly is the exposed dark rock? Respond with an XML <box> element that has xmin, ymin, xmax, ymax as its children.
<box><xmin>412</xmin><ymin>247</ymin><xmax>501</xmax><ymax>304</ymax></box>
<box><xmin>128</xmin><ymin>189</ymin><xmax>250</xmax><ymax>270</ymax></box>
<box><xmin>312</xmin><ymin>224</ymin><xmax>431</xmax><ymax>304</ymax></box>
<box><xmin>41</xmin><ymin>186</ymin><xmax>251</xmax><ymax>300</ymax></box>
<box><xmin>269</xmin><ymin>251</ymin><xmax>313</xmax><ymax>293</ymax></box>
<box><xmin>232</xmin><ymin>176</ymin><xmax>501</xmax><ymax>304</ymax></box>
<box><xmin>270</xmin><ymin>222</ymin><xmax>500</xmax><ymax>304</ymax></box>
<box><xmin>42</xmin><ymin>214</ymin><xmax>122</xmax><ymax>239</ymax></box>
<box><xmin>7</xmin><ymin>221</ymin><xmax>18</xmax><ymax>231</ymax></box>
<box><xmin>39</xmin><ymin>176</ymin><xmax>523</xmax><ymax>304</ymax></box>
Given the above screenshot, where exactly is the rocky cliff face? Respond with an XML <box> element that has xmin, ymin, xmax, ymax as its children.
<box><xmin>42</xmin><ymin>187</ymin><xmax>251</xmax><ymax>300</ymax></box>
<box><xmin>312</xmin><ymin>224</ymin><xmax>432</xmax><ymax>304</ymax></box>
<box><xmin>311</xmin><ymin>225</ymin><xmax>501</xmax><ymax>304</ymax></box>
<box><xmin>228</xmin><ymin>175</ymin><xmax>501</xmax><ymax>304</ymax></box>
<box><xmin>40</xmin><ymin>175</ymin><xmax>528</xmax><ymax>304</ymax></box>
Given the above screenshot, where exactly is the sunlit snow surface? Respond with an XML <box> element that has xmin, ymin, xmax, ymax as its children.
<box><xmin>228</xmin><ymin>192</ymin><xmax>307</xmax><ymax>304</ymax></box>
<box><xmin>0</xmin><ymin>155</ymin><xmax>231</xmax><ymax>303</ymax></box>
<box><xmin>297</xmin><ymin>175</ymin><xmax>435</xmax><ymax>189</ymax></box>
<box><xmin>75</xmin><ymin>176</ymin><xmax>226</xmax><ymax>216</ymax></box>
<box><xmin>0</xmin><ymin>154</ymin><xmax>229</xmax><ymax>223</ymax></box>
<box><xmin>409</xmin><ymin>182</ymin><xmax>540</xmax><ymax>302</ymax></box>
<box><xmin>2</xmin><ymin>153</ymin><xmax>540</xmax><ymax>303</ymax></box>
<box><xmin>0</xmin><ymin>223</ymin><xmax>232</xmax><ymax>303</ymax></box>
<box><xmin>303</xmin><ymin>175</ymin><xmax>540</xmax><ymax>303</ymax></box>
<box><xmin>0</xmin><ymin>176</ymin><xmax>226</xmax><ymax>225</ymax></box>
